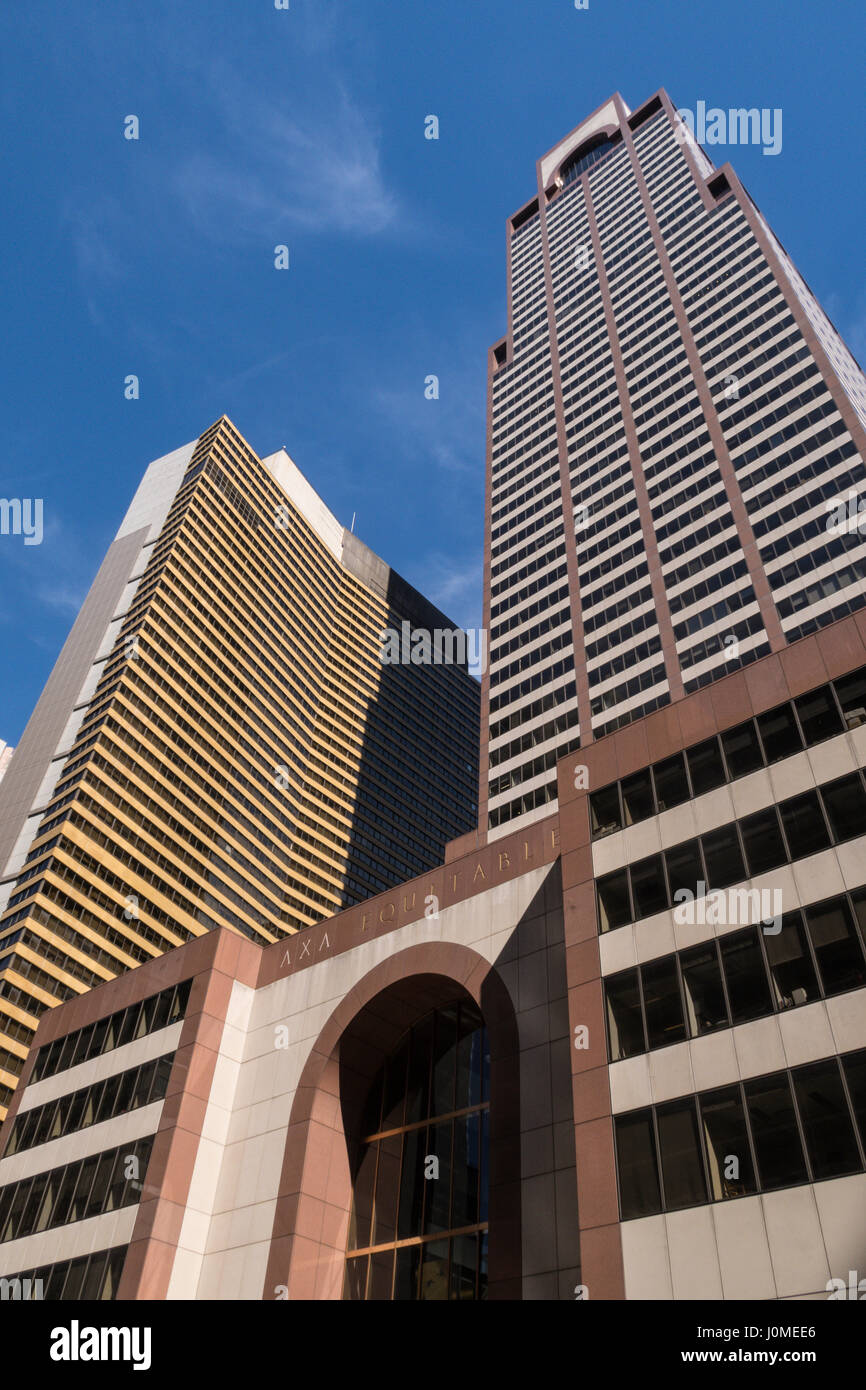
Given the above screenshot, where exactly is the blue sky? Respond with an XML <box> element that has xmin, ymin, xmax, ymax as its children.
<box><xmin>1</xmin><ymin>0</ymin><xmax>864</xmax><ymax>743</ymax></box>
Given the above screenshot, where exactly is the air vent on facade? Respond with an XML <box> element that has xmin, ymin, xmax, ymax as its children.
<box><xmin>511</xmin><ymin>199</ymin><xmax>539</xmax><ymax>232</ymax></box>
<box><xmin>707</xmin><ymin>171</ymin><xmax>732</xmax><ymax>201</ymax></box>
<box><xmin>628</xmin><ymin>95</ymin><xmax>663</xmax><ymax>130</ymax></box>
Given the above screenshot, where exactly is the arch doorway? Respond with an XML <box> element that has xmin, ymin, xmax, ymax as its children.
<box><xmin>343</xmin><ymin>998</ymin><xmax>490</xmax><ymax>1300</ymax></box>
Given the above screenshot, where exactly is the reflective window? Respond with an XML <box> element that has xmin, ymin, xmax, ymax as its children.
<box><xmin>344</xmin><ymin>1002</ymin><xmax>489</xmax><ymax>1300</ymax></box>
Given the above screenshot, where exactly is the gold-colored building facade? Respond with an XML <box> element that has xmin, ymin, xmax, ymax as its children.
<box><xmin>0</xmin><ymin>417</ymin><xmax>479</xmax><ymax>1118</ymax></box>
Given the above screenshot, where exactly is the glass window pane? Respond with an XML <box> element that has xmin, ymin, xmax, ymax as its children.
<box><xmin>804</xmin><ymin>898</ymin><xmax>866</xmax><ymax>996</ymax></box>
<box><xmin>405</xmin><ymin>1016</ymin><xmax>433</xmax><ymax>1126</ymax></box>
<box><xmin>793</xmin><ymin>1060</ymin><xmax>861</xmax><ymax>1180</ymax></box>
<box><xmin>665</xmin><ymin>839</ymin><xmax>704</xmax><ymax>901</ymax></box>
<box><xmin>367</xmin><ymin>1250</ymin><xmax>393</xmax><ymax>1300</ymax></box>
<box><xmin>115</xmin><ymin>1003</ymin><xmax>140</xmax><ymax>1050</ymax></box>
<box><xmin>621</xmin><ymin>770</ymin><xmax>654</xmax><ymax>825</ymax></box>
<box><xmin>343</xmin><ymin>1256</ymin><xmax>368</xmax><ymax>1301</ymax></box>
<box><xmin>841</xmin><ymin>1050</ymin><xmax>866</xmax><ymax>1148</ymax></box>
<box><xmin>795</xmin><ymin>687</ymin><xmax>844</xmax><ymax>745</ymax></box>
<box><xmin>653</xmin><ymin>754</ymin><xmax>690</xmax><ymax>812</ymax></box>
<box><xmin>687</xmin><ymin>738</ymin><xmax>726</xmax><ymax>796</ymax></box>
<box><xmin>590</xmin><ymin>785</ymin><xmax>622</xmax><ymax>838</ymax></box>
<box><xmin>757</xmin><ymin>704</ymin><xmax>803</xmax><ymax>763</ymax></box>
<box><xmin>450</xmin><ymin>1233</ymin><xmax>478</xmax><ymax>1300</ymax></box>
<box><xmin>423</xmin><ymin>1121</ymin><xmax>452</xmax><ymax>1235</ymax></box>
<box><xmin>699</xmin><ymin>1086</ymin><xmax>757</xmax><ymax>1200</ymax></box>
<box><xmin>348</xmin><ymin>1143</ymin><xmax>376</xmax><ymax>1251</ymax></box>
<box><xmin>721</xmin><ymin>720</ymin><xmax>764</xmax><ymax>778</ymax></box>
<box><xmin>702</xmin><ymin>826</ymin><xmax>746</xmax><ymax>890</ymax></box>
<box><xmin>780</xmin><ymin>791</ymin><xmax>831</xmax><ymax>859</ymax></box>
<box><xmin>605</xmin><ymin>971</ymin><xmax>645</xmax><ymax>1060</ymax></box>
<box><xmin>720</xmin><ymin>930</ymin><xmax>773</xmax><ymax>1024</ymax></box>
<box><xmin>640</xmin><ymin>958</ymin><xmax>685</xmax><ymax>1049</ymax></box>
<box><xmin>80</xmin><ymin>1251</ymin><xmax>109</xmax><ymax>1301</ymax></box>
<box><xmin>451</xmin><ymin>1112</ymin><xmax>480</xmax><ymax>1228</ymax></box>
<box><xmin>740</xmin><ymin>807</ymin><xmax>787</xmax><ymax>877</ymax></box>
<box><xmin>821</xmin><ymin>774</ymin><xmax>866</xmax><ymax>844</ymax></box>
<box><xmin>431</xmin><ymin>1007</ymin><xmax>457</xmax><ymax>1116</ymax></box>
<box><xmin>455</xmin><ymin>1002</ymin><xmax>483</xmax><ymax>1110</ymax></box>
<box><xmin>597</xmin><ymin>869</ymin><xmax>631</xmax><ymax>933</ymax></box>
<box><xmin>680</xmin><ymin>944</ymin><xmax>728</xmax><ymax>1035</ymax></box>
<box><xmin>630</xmin><ymin>854</ymin><xmax>669</xmax><ymax>919</ymax></box>
<box><xmin>615</xmin><ymin>1110</ymin><xmax>661</xmax><ymax>1219</ymax></box>
<box><xmin>744</xmin><ymin>1075</ymin><xmax>808</xmax><ymax>1190</ymax></box>
<box><xmin>833</xmin><ymin>668</ymin><xmax>866</xmax><ymax>730</ymax></box>
<box><xmin>372</xmin><ymin>1134</ymin><xmax>401</xmax><ymax>1246</ymax></box>
<box><xmin>765</xmin><ymin>913</ymin><xmax>820</xmax><ymax>1008</ymax></box>
<box><xmin>397</xmin><ymin>1127</ymin><xmax>424</xmax><ymax>1240</ymax></box>
<box><xmin>380</xmin><ymin>1036</ymin><xmax>408</xmax><ymax>1131</ymax></box>
<box><xmin>393</xmin><ymin>1245</ymin><xmax>421</xmax><ymax>1301</ymax></box>
<box><xmin>657</xmin><ymin>1099</ymin><xmax>707</xmax><ymax>1209</ymax></box>
<box><xmin>419</xmin><ymin>1238</ymin><xmax>449</xmax><ymax>1300</ymax></box>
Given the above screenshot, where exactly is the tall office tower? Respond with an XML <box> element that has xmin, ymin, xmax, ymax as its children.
<box><xmin>0</xmin><ymin>416</ymin><xmax>479</xmax><ymax>1120</ymax></box>
<box><xmin>483</xmin><ymin>89</ymin><xmax>866</xmax><ymax>839</ymax></box>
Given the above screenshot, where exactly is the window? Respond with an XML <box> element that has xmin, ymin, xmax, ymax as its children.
<box><xmin>744</xmin><ymin>1075</ymin><xmax>808</xmax><ymax>1190</ymax></box>
<box><xmin>795</xmin><ymin>687</ymin><xmax>844</xmax><ymax>745</ymax></box>
<box><xmin>615</xmin><ymin>1110</ymin><xmax>661</xmax><ymax>1220</ymax></box>
<box><xmin>653</xmin><ymin>754</ymin><xmax>690</xmax><ymax>812</ymax></box>
<box><xmin>720</xmin><ymin>930</ymin><xmax>773</xmax><ymax>1024</ymax></box>
<box><xmin>606</xmin><ymin>971</ymin><xmax>644</xmax><ymax>1060</ymax></box>
<box><xmin>821</xmin><ymin>773</ymin><xmax>866</xmax><ymax>843</ymax></box>
<box><xmin>739</xmin><ymin>807</ymin><xmax>787</xmax><ymax>877</ymax></box>
<box><xmin>702</xmin><ymin>826</ymin><xmax>746</xmax><ymax>890</ymax></box>
<box><xmin>597</xmin><ymin>869</ymin><xmax>631</xmax><ymax>933</ymax></box>
<box><xmin>765</xmin><ymin>913</ymin><xmax>819</xmax><ymax>1008</ymax></box>
<box><xmin>665</xmin><ymin>838</ymin><xmax>704</xmax><ymax>900</ymax></box>
<box><xmin>630</xmin><ymin>855</ymin><xmax>669</xmax><ymax>919</ymax></box>
<box><xmin>680</xmin><ymin>944</ymin><xmax>728</xmax><ymax>1036</ymax></box>
<box><xmin>833</xmin><ymin>669</ymin><xmax>866</xmax><ymax>729</ymax></box>
<box><xmin>657</xmin><ymin>1100</ymin><xmax>708</xmax><ymax>1209</ymax></box>
<box><xmin>804</xmin><ymin>899</ymin><xmax>866</xmax><ymax>995</ymax></box>
<box><xmin>622</xmin><ymin>770</ymin><xmax>654</xmax><ymax>825</ymax></box>
<box><xmin>757</xmin><ymin>704</ymin><xmax>803</xmax><ymax>763</ymax></box>
<box><xmin>721</xmin><ymin>720</ymin><xmax>764</xmax><ymax>778</ymax></box>
<box><xmin>793</xmin><ymin>1061</ymin><xmax>861</xmax><ymax>1180</ymax></box>
<box><xmin>780</xmin><ymin>791</ymin><xmax>830</xmax><ymax>858</ymax></box>
<box><xmin>641</xmin><ymin>957</ymin><xmax>685</xmax><ymax>1049</ymax></box>
<box><xmin>687</xmin><ymin>738</ymin><xmax>726</xmax><ymax>796</ymax></box>
<box><xmin>344</xmin><ymin>1002</ymin><xmax>489</xmax><ymax>1301</ymax></box>
<box><xmin>699</xmin><ymin>1086</ymin><xmax>756</xmax><ymax>1200</ymax></box>
<box><xmin>590</xmin><ymin>784</ymin><xmax>622</xmax><ymax>838</ymax></box>
<box><xmin>841</xmin><ymin>1050</ymin><xmax>866</xmax><ymax>1146</ymax></box>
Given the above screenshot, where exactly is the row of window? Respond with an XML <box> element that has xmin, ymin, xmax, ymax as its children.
<box><xmin>597</xmin><ymin>770</ymin><xmax>866</xmax><ymax>932</ymax></box>
<box><xmin>31</xmin><ymin>979</ymin><xmax>191</xmax><ymax>1082</ymax></box>
<box><xmin>590</xmin><ymin>666</ymin><xmax>866</xmax><ymax>839</ymax></box>
<box><xmin>0</xmin><ymin>1245</ymin><xmax>128</xmax><ymax>1301</ymax></box>
<box><xmin>616</xmin><ymin>1050</ymin><xmax>866</xmax><ymax>1220</ymax></box>
<box><xmin>0</xmin><ymin>1135</ymin><xmax>155</xmax><ymax>1245</ymax></box>
<box><xmin>606</xmin><ymin>890</ymin><xmax>866</xmax><ymax>1061</ymax></box>
<box><xmin>3</xmin><ymin>1053</ymin><xmax>174</xmax><ymax>1157</ymax></box>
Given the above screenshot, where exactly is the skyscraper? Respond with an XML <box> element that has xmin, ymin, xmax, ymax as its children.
<box><xmin>0</xmin><ymin>416</ymin><xmax>479</xmax><ymax>1120</ymax></box>
<box><xmin>483</xmin><ymin>89</ymin><xmax>866</xmax><ymax>837</ymax></box>
<box><xmin>2</xmin><ymin>91</ymin><xmax>866</xmax><ymax>1307</ymax></box>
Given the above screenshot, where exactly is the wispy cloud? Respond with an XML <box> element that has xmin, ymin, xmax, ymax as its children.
<box><xmin>169</xmin><ymin>72</ymin><xmax>400</xmax><ymax>241</ymax></box>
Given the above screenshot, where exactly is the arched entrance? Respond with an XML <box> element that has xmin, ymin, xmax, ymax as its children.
<box><xmin>262</xmin><ymin>943</ymin><xmax>520</xmax><ymax>1300</ymax></box>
